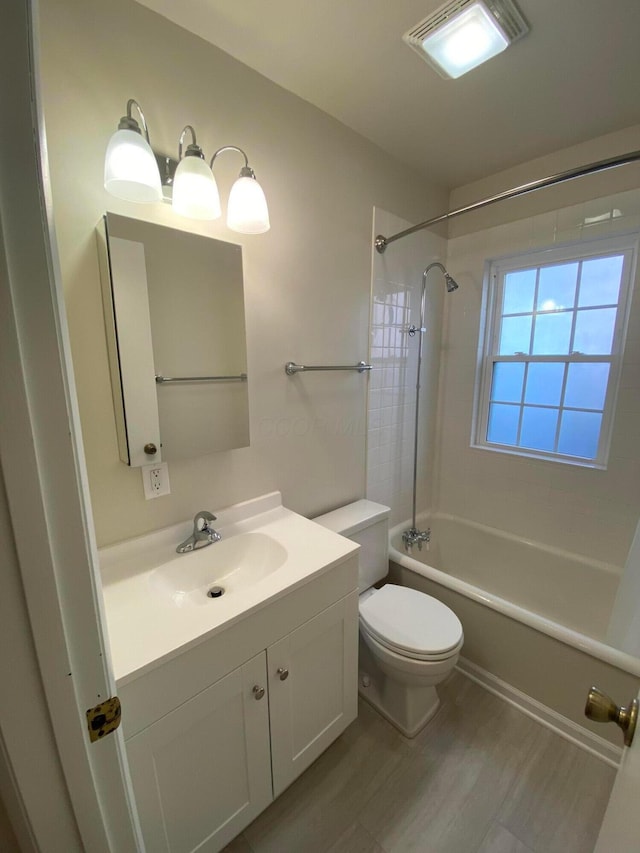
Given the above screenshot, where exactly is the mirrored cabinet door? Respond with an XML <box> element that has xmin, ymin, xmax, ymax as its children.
<box><xmin>96</xmin><ymin>213</ymin><xmax>250</xmax><ymax>466</ymax></box>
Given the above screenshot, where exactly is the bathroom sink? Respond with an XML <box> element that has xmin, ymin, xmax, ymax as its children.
<box><xmin>149</xmin><ymin>531</ymin><xmax>288</xmax><ymax>606</ymax></box>
<box><xmin>98</xmin><ymin>491</ymin><xmax>359</xmax><ymax>683</ymax></box>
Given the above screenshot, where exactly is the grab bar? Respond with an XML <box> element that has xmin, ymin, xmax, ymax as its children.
<box><xmin>285</xmin><ymin>361</ymin><xmax>372</xmax><ymax>376</ymax></box>
<box><xmin>156</xmin><ymin>373</ymin><xmax>247</xmax><ymax>384</ymax></box>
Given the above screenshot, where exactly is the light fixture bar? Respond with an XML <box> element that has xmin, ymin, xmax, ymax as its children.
<box><xmin>104</xmin><ymin>100</ymin><xmax>269</xmax><ymax>232</ymax></box>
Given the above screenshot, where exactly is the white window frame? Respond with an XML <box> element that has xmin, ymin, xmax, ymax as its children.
<box><xmin>472</xmin><ymin>232</ymin><xmax>639</xmax><ymax>468</ymax></box>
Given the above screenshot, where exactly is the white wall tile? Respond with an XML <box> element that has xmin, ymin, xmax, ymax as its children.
<box><xmin>366</xmin><ymin>209</ymin><xmax>446</xmax><ymax>525</ymax></box>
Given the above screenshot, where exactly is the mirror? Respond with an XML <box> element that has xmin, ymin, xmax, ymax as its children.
<box><xmin>97</xmin><ymin>213</ymin><xmax>249</xmax><ymax>466</ymax></box>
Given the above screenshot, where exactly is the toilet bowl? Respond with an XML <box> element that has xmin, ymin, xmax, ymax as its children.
<box><xmin>358</xmin><ymin>584</ymin><xmax>463</xmax><ymax>736</ymax></box>
<box><xmin>314</xmin><ymin>500</ymin><xmax>464</xmax><ymax>738</ymax></box>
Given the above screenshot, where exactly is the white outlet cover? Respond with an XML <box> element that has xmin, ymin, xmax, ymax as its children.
<box><xmin>142</xmin><ymin>462</ymin><xmax>171</xmax><ymax>499</ymax></box>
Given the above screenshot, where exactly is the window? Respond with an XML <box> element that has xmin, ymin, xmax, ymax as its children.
<box><xmin>474</xmin><ymin>234</ymin><xmax>637</xmax><ymax>467</ymax></box>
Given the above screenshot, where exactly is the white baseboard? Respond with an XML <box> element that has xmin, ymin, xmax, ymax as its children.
<box><xmin>455</xmin><ymin>657</ymin><xmax>622</xmax><ymax>768</ymax></box>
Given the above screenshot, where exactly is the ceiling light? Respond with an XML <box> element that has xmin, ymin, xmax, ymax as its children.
<box><xmin>404</xmin><ymin>0</ymin><xmax>529</xmax><ymax>80</ymax></box>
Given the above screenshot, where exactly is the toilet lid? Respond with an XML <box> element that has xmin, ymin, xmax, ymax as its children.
<box><xmin>359</xmin><ymin>584</ymin><xmax>462</xmax><ymax>656</ymax></box>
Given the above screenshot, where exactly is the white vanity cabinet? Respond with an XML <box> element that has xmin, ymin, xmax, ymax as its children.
<box><xmin>118</xmin><ymin>559</ymin><xmax>359</xmax><ymax>853</ymax></box>
<box><xmin>268</xmin><ymin>596</ymin><xmax>358</xmax><ymax>796</ymax></box>
<box><xmin>125</xmin><ymin>652</ymin><xmax>272</xmax><ymax>853</ymax></box>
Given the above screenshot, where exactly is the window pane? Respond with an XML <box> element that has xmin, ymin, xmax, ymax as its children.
<box><xmin>524</xmin><ymin>362</ymin><xmax>565</xmax><ymax>406</ymax></box>
<box><xmin>573</xmin><ymin>307</ymin><xmax>617</xmax><ymax>354</ymax></box>
<box><xmin>564</xmin><ymin>363</ymin><xmax>610</xmax><ymax>411</ymax></box>
<box><xmin>520</xmin><ymin>406</ymin><xmax>558</xmax><ymax>452</ymax></box>
<box><xmin>532</xmin><ymin>312</ymin><xmax>572</xmax><ymax>355</ymax></box>
<box><xmin>579</xmin><ymin>255</ymin><xmax>623</xmax><ymax>307</ymax></box>
<box><xmin>487</xmin><ymin>404</ymin><xmax>519</xmax><ymax>446</ymax></box>
<box><xmin>499</xmin><ymin>315</ymin><xmax>532</xmax><ymax>354</ymax></box>
<box><xmin>558</xmin><ymin>410</ymin><xmax>602</xmax><ymax>458</ymax></box>
<box><xmin>537</xmin><ymin>263</ymin><xmax>578</xmax><ymax>312</ymax></box>
<box><xmin>491</xmin><ymin>362</ymin><xmax>525</xmax><ymax>403</ymax></box>
<box><xmin>503</xmin><ymin>269</ymin><xmax>536</xmax><ymax>314</ymax></box>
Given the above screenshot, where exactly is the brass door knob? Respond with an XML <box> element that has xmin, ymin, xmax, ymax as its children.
<box><xmin>144</xmin><ymin>443</ymin><xmax>157</xmax><ymax>455</ymax></box>
<box><xmin>585</xmin><ymin>686</ymin><xmax>638</xmax><ymax>746</ymax></box>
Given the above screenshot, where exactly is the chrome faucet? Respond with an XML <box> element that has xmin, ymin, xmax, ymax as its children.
<box><xmin>176</xmin><ymin>510</ymin><xmax>222</xmax><ymax>554</ymax></box>
<box><xmin>402</xmin><ymin>527</ymin><xmax>431</xmax><ymax>552</ymax></box>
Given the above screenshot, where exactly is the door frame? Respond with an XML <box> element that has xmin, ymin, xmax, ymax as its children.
<box><xmin>0</xmin><ymin>2</ymin><xmax>143</xmax><ymax>850</ymax></box>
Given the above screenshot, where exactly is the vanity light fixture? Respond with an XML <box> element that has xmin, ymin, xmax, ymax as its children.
<box><xmin>104</xmin><ymin>102</ymin><xmax>270</xmax><ymax>233</ymax></box>
<box><xmin>172</xmin><ymin>126</ymin><xmax>221</xmax><ymax>221</ymax></box>
<box><xmin>210</xmin><ymin>146</ymin><xmax>270</xmax><ymax>235</ymax></box>
<box><xmin>104</xmin><ymin>99</ymin><xmax>163</xmax><ymax>202</ymax></box>
<box><xmin>403</xmin><ymin>0</ymin><xmax>529</xmax><ymax>79</ymax></box>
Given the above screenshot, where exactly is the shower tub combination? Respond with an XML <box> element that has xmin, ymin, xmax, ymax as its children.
<box><xmin>388</xmin><ymin>512</ymin><xmax>640</xmax><ymax>764</ymax></box>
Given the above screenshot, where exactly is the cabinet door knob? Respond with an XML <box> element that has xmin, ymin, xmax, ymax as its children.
<box><xmin>277</xmin><ymin>667</ymin><xmax>289</xmax><ymax>681</ymax></box>
<box><xmin>252</xmin><ymin>685</ymin><xmax>265</xmax><ymax>700</ymax></box>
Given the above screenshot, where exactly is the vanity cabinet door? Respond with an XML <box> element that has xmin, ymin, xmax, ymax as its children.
<box><xmin>125</xmin><ymin>652</ymin><xmax>272</xmax><ymax>853</ymax></box>
<box><xmin>267</xmin><ymin>591</ymin><xmax>359</xmax><ymax>796</ymax></box>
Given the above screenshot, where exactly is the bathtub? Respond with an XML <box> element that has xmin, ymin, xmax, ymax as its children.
<box><xmin>388</xmin><ymin>512</ymin><xmax>640</xmax><ymax>760</ymax></box>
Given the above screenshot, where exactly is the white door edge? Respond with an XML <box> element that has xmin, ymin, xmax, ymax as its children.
<box><xmin>594</xmin><ymin>687</ymin><xmax>640</xmax><ymax>851</ymax></box>
<box><xmin>0</xmin><ymin>2</ymin><xmax>143</xmax><ymax>850</ymax></box>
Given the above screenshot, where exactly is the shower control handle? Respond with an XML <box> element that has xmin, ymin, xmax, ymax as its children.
<box><xmin>407</xmin><ymin>325</ymin><xmax>426</xmax><ymax>337</ymax></box>
<box><xmin>584</xmin><ymin>686</ymin><xmax>638</xmax><ymax>746</ymax></box>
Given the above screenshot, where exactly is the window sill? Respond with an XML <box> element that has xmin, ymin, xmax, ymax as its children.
<box><xmin>470</xmin><ymin>440</ymin><xmax>608</xmax><ymax>470</ymax></box>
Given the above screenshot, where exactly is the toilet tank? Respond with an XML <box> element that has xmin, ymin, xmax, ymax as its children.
<box><xmin>313</xmin><ymin>500</ymin><xmax>390</xmax><ymax>592</ymax></box>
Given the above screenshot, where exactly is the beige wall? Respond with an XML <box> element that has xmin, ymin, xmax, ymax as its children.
<box><xmin>436</xmin><ymin>128</ymin><xmax>640</xmax><ymax>566</ymax></box>
<box><xmin>0</xmin><ymin>790</ymin><xmax>19</xmax><ymax>853</ymax></box>
<box><xmin>448</xmin><ymin>125</ymin><xmax>640</xmax><ymax>237</ymax></box>
<box><xmin>38</xmin><ymin>0</ymin><xmax>448</xmax><ymax>546</ymax></box>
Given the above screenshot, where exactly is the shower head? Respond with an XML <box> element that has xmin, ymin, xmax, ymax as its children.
<box><xmin>445</xmin><ymin>273</ymin><xmax>459</xmax><ymax>293</ymax></box>
<box><xmin>423</xmin><ymin>262</ymin><xmax>459</xmax><ymax>293</ymax></box>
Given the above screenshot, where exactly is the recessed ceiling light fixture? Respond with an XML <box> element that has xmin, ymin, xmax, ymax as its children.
<box><xmin>403</xmin><ymin>0</ymin><xmax>529</xmax><ymax>79</ymax></box>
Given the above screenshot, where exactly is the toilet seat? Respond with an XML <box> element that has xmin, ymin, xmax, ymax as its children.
<box><xmin>359</xmin><ymin>584</ymin><xmax>463</xmax><ymax>660</ymax></box>
<box><xmin>360</xmin><ymin>620</ymin><xmax>463</xmax><ymax>662</ymax></box>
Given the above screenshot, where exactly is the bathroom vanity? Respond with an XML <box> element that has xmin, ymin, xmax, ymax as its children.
<box><xmin>99</xmin><ymin>493</ymin><xmax>359</xmax><ymax>853</ymax></box>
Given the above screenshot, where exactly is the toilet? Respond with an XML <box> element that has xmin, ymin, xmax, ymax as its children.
<box><xmin>314</xmin><ymin>499</ymin><xmax>463</xmax><ymax>737</ymax></box>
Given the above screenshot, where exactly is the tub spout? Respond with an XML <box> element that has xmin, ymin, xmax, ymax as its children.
<box><xmin>402</xmin><ymin>527</ymin><xmax>431</xmax><ymax>551</ymax></box>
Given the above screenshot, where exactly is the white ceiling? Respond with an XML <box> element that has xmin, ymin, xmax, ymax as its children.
<box><xmin>135</xmin><ymin>0</ymin><xmax>640</xmax><ymax>189</ymax></box>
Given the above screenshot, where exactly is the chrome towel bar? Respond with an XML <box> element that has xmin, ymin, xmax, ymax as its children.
<box><xmin>156</xmin><ymin>373</ymin><xmax>247</xmax><ymax>384</ymax></box>
<box><xmin>285</xmin><ymin>361</ymin><xmax>372</xmax><ymax>375</ymax></box>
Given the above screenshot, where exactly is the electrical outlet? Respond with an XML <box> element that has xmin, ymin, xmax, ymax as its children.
<box><xmin>142</xmin><ymin>462</ymin><xmax>170</xmax><ymax>499</ymax></box>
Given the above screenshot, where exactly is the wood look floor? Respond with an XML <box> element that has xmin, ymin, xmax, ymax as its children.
<box><xmin>224</xmin><ymin>672</ymin><xmax>615</xmax><ymax>853</ymax></box>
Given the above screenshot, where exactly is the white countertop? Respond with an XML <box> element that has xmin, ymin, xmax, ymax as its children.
<box><xmin>99</xmin><ymin>492</ymin><xmax>359</xmax><ymax>685</ymax></box>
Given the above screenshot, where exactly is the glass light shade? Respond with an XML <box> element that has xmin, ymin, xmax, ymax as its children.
<box><xmin>104</xmin><ymin>128</ymin><xmax>162</xmax><ymax>203</ymax></box>
<box><xmin>421</xmin><ymin>1</ymin><xmax>509</xmax><ymax>79</ymax></box>
<box><xmin>172</xmin><ymin>156</ymin><xmax>221</xmax><ymax>220</ymax></box>
<box><xmin>227</xmin><ymin>176</ymin><xmax>270</xmax><ymax>234</ymax></box>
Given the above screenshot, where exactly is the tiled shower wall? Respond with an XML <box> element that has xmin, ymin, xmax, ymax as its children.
<box><xmin>435</xmin><ymin>189</ymin><xmax>640</xmax><ymax>565</ymax></box>
<box><xmin>366</xmin><ymin>208</ymin><xmax>446</xmax><ymax>526</ymax></box>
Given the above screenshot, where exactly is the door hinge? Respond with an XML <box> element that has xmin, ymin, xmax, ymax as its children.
<box><xmin>86</xmin><ymin>696</ymin><xmax>122</xmax><ymax>743</ymax></box>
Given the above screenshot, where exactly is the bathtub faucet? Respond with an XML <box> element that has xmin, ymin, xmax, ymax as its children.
<box><xmin>402</xmin><ymin>527</ymin><xmax>431</xmax><ymax>552</ymax></box>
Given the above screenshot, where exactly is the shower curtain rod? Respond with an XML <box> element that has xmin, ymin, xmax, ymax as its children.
<box><xmin>374</xmin><ymin>149</ymin><xmax>640</xmax><ymax>253</ymax></box>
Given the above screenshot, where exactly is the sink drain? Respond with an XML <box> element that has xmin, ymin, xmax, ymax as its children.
<box><xmin>207</xmin><ymin>586</ymin><xmax>225</xmax><ymax>598</ymax></box>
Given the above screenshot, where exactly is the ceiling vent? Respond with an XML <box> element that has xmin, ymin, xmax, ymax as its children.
<box><xmin>403</xmin><ymin>0</ymin><xmax>529</xmax><ymax>79</ymax></box>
